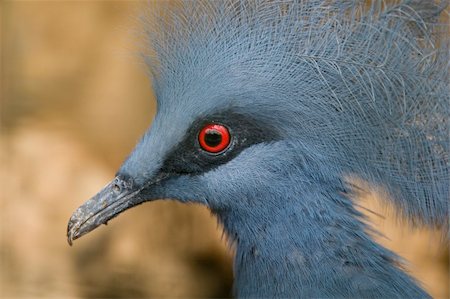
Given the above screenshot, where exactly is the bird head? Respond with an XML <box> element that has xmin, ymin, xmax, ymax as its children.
<box><xmin>67</xmin><ymin>0</ymin><xmax>449</xmax><ymax>245</ymax></box>
<box><xmin>67</xmin><ymin>68</ymin><xmax>335</xmax><ymax>244</ymax></box>
<box><xmin>67</xmin><ymin>1</ymin><xmax>329</xmax><ymax>244</ymax></box>
<box><xmin>66</xmin><ymin>23</ymin><xmax>300</xmax><ymax>244</ymax></box>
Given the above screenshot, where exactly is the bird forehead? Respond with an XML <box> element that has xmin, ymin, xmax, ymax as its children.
<box><xmin>117</xmin><ymin>104</ymin><xmax>189</xmax><ymax>166</ymax></box>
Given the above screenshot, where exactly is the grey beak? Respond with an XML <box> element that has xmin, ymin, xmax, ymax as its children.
<box><xmin>67</xmin><ymin>175</ymin><xmax>140</xmax><ymax>245</ymax></box>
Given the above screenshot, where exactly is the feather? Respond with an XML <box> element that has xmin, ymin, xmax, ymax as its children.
<box><xmin>141</xmin><ymin>0</ymin><xmax>449</xmax><ymax>231</ymax></box>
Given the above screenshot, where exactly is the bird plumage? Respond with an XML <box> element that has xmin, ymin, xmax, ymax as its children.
<box><xmin>68</xmin><ymin>0</ymin><xmax>449</xmax><ymax>297</ymax></box>
<box><xmin>139</xmin><ymin>0</ymin><xmax>449</xmax><ymax>229</ymax></box>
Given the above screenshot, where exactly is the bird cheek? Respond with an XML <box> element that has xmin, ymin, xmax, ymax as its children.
<box><xmin>144</xmin><ymin>175</ymin><xmax>211</xmax><ymax>206</ymax></box>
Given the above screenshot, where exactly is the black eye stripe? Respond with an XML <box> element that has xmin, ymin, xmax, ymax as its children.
<box><xmin>160</xmin><ymin>109</ymin><xmax>279</xmax><ymax>176</ymax></box>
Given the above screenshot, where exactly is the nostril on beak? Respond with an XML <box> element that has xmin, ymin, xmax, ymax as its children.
<box><xmin>112</xmin><ymin>183</ymin><xmax>120</xmax><ymax>193</ymax></box>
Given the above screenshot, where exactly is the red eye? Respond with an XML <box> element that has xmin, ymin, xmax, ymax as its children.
<box><xmin>198</xmin><ymin>124</ymin><xmax>231</xmax><ymax>153</ymax></box>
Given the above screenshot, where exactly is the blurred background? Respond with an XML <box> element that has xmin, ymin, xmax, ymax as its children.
<box><xmin>0</xmin><ymin>1</ymin><xmax>448</xmax><ymax>298</ymax></box>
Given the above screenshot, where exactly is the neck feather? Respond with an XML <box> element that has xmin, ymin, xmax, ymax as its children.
<box><xmin>216</xmin><ymin>184</ymin><xmax>429</xmax><ymax>298</ymax></box>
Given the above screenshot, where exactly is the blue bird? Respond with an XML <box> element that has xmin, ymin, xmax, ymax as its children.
<box><xmin>68</xmin><ymin>1</ymin><xmax>449</xmax><ymax>297</ymax></box>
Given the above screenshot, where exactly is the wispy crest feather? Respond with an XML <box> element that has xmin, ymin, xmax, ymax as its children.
<box><xmin>142</xmin><ymin>0</ymin><xmax>449</xmax><ymax>230</ymax></box>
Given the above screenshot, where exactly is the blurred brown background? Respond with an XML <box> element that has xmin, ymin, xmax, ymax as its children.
<box><xmin>0</xmin><ymin>1</ymin><xmax>448</xmax><ymax>298</ymax></box>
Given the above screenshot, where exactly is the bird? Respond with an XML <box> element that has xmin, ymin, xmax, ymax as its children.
<box><xmin>67</xmin><ymin>0</ymin><xmax>449</xmax><ymax>297</ymax></box>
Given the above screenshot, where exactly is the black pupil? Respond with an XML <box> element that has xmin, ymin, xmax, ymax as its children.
<box><xmin>204</xmin><ymin>129</ymin><xmax>222</xmax><ymax>147</ymax></box>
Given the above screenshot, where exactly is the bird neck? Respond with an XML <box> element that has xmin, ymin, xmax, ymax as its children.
<box><xmin>216</xmin><ymin>182</ymin><xmax>429</xmax><ymax>298</ymax></box>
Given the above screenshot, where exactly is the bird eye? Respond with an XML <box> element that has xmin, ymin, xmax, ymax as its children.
<box><xmin>198</xmin><ymin>124</ymin><xmax>231</xmax><ymax>153</ymax></box>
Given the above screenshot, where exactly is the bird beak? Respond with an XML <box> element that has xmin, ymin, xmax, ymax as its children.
<box><xmin>67</xmin><ymin>175</ymin><xmax>143</xmax><ymax>245</ymax></box>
